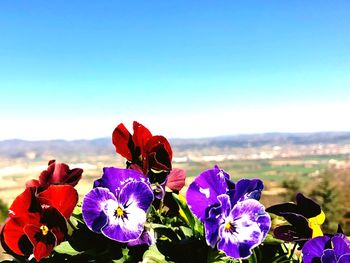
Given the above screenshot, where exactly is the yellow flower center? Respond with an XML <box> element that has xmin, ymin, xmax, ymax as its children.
<box><xmin>224</xmin><ymin>221</ymin><xmax>234</xmax><ymax>231</ymax></box>
<box><xmin>116</xmin><ymin>206</ymin><xmax>124</xmax><ymax>217</ymax></box>
<box><xmin>40</xmin><ymin>225</ymin><xmax>49</xmax><ymax>236</ymax></box>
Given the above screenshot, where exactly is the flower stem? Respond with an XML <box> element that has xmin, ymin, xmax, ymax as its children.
<box><xmin>288</xmin><ymin>242</ymin><xmax>297</xmax><ymax>260</ymax></box>
<box><xmin>68</xmin><ymin>218</ymin><xmax>78</xmax><ymax>231</ymax></box>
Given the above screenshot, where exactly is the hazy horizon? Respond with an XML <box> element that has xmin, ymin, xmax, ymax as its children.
<box><xmin>2</xmin><ymin>129</ymin><xmax>350</xmax><ymax>142</ymax></box>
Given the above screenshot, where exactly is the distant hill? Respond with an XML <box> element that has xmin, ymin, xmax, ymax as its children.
<box><xmin>1</xmin><ymin>132</ymin><xmax>350</xmax><ymax>159</ymax></box>
<box><xmin>170</xmin><ymin>132</ymin><xmax>350</xmax><ymax>150</ymax></box>
<box><xmin>0</xmin><ymin>138</ymin><xmax>114</xmax><ymax>159</ymax></box>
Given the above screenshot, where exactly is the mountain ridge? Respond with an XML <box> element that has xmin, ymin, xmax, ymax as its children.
<box><xmin>1</xmin><ymin>131</ymin><xmax>350</xmax><ymax>159</ymax></box>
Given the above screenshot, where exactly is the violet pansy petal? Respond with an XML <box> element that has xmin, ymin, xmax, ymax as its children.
<box><xmin>82</xmin><ymin>187</ymin><xmax>116</xmax><ymax>233</ymax></box>
<box><xmin>338</xmin><ymin>254</ymin><xmax>350</xmax><ymax>263</ymax></box>
<box><xmin>99</xmin><ymin>180</ymin><xmax>152</xmax><ymax>242</ymax></box>
<box><xmin>321</xmin><ymin>249</ymin><xmax>337</xmax><ymax>263</ymax></box>
<box><xmin>218</xmin><ymin>199</ymin><xmax>271</xmax><ymax>259</ymax></box>
<box><xmin>337</xmin><ymin>233</ymin><xmax>350</xmax><ymax>247</ymax></box>
<box><xmin>118</xmin><ymin>181</ymin><xmax>154</xmax><ymax>212</ymax></box>
<box><xmin>128</xmin><ymin>230</ymin><xmax>154</xmax><ymax>246</ymax></box>
<box><xmin>231</xmin><ymin>179</ymin><xmax>264</xmax><ymax>205</ymax></box>
<box><xmin>204</xmin><ymin>205</ymin><xmax>222</xmax><ymax>248</ymax></box>
<box><xmin>93</xmin><ymin>167</ymin><xmax>147</xmax><ymax>194</ymax></box>
<box><xmin>204</xmin><ymin>194</ymin><xmax>231</xmax><ymax>247</ymax></box>
<box><xmin>217</xmin><ymin>224</ymin><xmax>242</xmax><ymax>259</ymax></box>
<box><xmin>101</xmin><ymin>196</ymin><xmax>146</xmax><ymax>242</ymax></box>
<box><xmin>186</xmin><ymin>166</ymin><xmax>229</xmax><ymax>221</ymax></box>
<box><xmin>332</xmin><ymin>235</ymin><xmax>350</xmax><ymax>259</ymax></box>
<box><xmin>231</xmin><ymin>199</ymin><xmax>271</xmax><ymax>243</ymax></box>
<box><xmin>302</xmin><ymin>236</ymin><xmax>330</xmax><ymax>263</ymax></box>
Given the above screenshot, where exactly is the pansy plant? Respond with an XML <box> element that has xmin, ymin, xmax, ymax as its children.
<box><xmin>186</xmin><ymin>166</ymin><xmax>271</xmax><ymax>259</ymax></box>
<box><xmin>1</xmin><ymin>185</ymin><xmax>78</xmax><ymax>261</ymax></box>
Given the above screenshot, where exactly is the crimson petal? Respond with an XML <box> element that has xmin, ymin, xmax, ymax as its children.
<box><xmin>23</xmin><ymin>224</ymin><xmax>56</xmax><ymax>261</ymax></box>
<box><xmin>9</xmin><ymin>187</ymin><xmax>41</xmax><ymax>218</ymax></box>
<box><xmin>40</xmin><ymin>207</ymin><xmax>68</xmax><ymax>244</ymax></box>
<box><xmin>2</xmin><ymin>218</ymin><xmax>35</xmax><ymax>256</ymax></box>
<box><xmin>112</xmin><ymin>123</ymin><xmax>133</xmax><ymax>160</ymax></box>
<box><xmin>143</xmin><ymin>136</ymin><xmax>172</xmax><ymax>172</ymax></box>
<box><xmin>38</xmin><ymin>185</ymin><xmax>78</xmax><ymax>219</ymax></box>
<box><xmin>39</xmin><ymin>160</ymin><xmax>83</xmax><ymax>187</ymax></box>
<box><xmin>132</xmin><ymin>121</ymin><xmax>152</xmax><ymax>152</ymax></box>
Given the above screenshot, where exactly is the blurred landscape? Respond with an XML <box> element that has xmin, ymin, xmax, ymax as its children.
<box><xmin>1</xmin><ymin>131</ymin><xmax>350</xmax><ymax>234</ymax></box>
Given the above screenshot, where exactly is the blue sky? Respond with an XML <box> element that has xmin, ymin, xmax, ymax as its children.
<box><xmin>1</xmin><ymin>1</ymin><xmax>350</xmax><ymax>140</ymax></box>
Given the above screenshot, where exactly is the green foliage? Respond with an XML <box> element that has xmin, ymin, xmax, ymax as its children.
<box><xmin>309</xmin><ymin>172</ymin><xmax>343</xmax><ymax>233</ymax></box>
<box><xmin>0</xmin><ymin>198</ymin><xmax>8</xmax><ymax>223</ymax></box>
<box><xmin>280</xmin><ymin>177</ymin><xmax>302</xmax><ymax>202</ymax></box>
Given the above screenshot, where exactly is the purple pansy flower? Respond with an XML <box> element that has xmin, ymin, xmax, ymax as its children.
<box><xmin>82</xmin><ymin>167</ymin><xmax>154</xmax><ymax>243</ymax></box>
<box><xmin>302</xmin><ymin>234</ymin><xmax>350</xmax><ymax>263</ymax></box>
<box><xmin>186</xmin><ymin>166</ymin><xmax>270</xmax><ymax>259</ymax></box>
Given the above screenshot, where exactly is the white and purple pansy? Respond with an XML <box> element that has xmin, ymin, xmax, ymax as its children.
<box><xmin>186</xmin><ymin>166</ymin><xmax>271</xmax><ymax>259</ymax></box>
<box><xmin>82</xmin><ymin>167</ymin><xmax>154</xmax><ymax>243</ymax></box>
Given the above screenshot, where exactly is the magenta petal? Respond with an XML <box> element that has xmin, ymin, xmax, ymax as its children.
<box><xmin>82</xmin><ymin>187</ymin><xmax>114</xmax><ymax>233</ymax></box>
<box><xmin>186</xmin><ymin>166</ymin><xmax>229</xmax><ymax>221</ymax></box>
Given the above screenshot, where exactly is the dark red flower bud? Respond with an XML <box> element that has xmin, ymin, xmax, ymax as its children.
<box><xmin>166</xmin><ymin>168</ymin><xmax>186</xmax><ymax>192</ymax></box>
<box><xmin>25</xmin><ymin>160</ymin><xmax>83</xmax><ymax>191</ymax></box>
<box><xmin>143</xmin><ymin>135</ymin><xmax>172</xmax><ymax>173</ymax></box>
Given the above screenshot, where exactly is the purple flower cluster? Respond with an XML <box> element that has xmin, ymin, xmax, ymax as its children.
<box><xmin>186</xmin><ymin>165</ymin><xmax>271</xmax><ymax>259</ymax></box>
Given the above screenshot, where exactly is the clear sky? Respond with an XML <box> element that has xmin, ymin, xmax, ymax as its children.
<box><xmin>1</xmin><ymin>1</ymin><xmax>350</xmax><ymax>140</ymax></box>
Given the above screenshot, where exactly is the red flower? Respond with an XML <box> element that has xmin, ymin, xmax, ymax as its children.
<box><xmin>1</xmin><ymin>185</ymin><xmax>77</xmax><ymax>261</ymax></box>
<box><xmin>26</xmin><ymin>160</ymin><xmax>83</xmax><ymax>191</ymax></box>
<box><xmin>112</xmin><ymin>121</ymin><xmax>172</xmax><ymax>174</ymax></box>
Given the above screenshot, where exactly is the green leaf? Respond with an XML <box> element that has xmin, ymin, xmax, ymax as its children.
<box><xmin>142</xmin><ymin>245</ymin><xmax>167</xmax><ymax>263</ymax></box>
<box><xmin>206</xmin><ymin>247</ymin><xmax>236</xmax><ymax>263</ymax></box>
<box><xmin>263</xmin><ymin>234</ymin><xmax>284</xmax><ymax>244</ymax></box>
<box><xmin>172</xmin><ymin>193</ymin><xmax>195</xmax><ymax>226</ymax></box>
<box><xmin>172</xmin><ymin>193</ymin><xmax>204</xmax><ymax>237</ymax></box>
<box><xmin>179</xmin><ymin>226</ymin><xmax>193</xmax><ymax>238</ymax></box>
<box><xmin>54</xmin><ymin>241</ymin><xmax>82</xmax><ymax>256</ymax></box>
<box><xmin>72</xmin><ymin>202</ymin><xmax>82</xmax><ymax>215</ymax></box>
